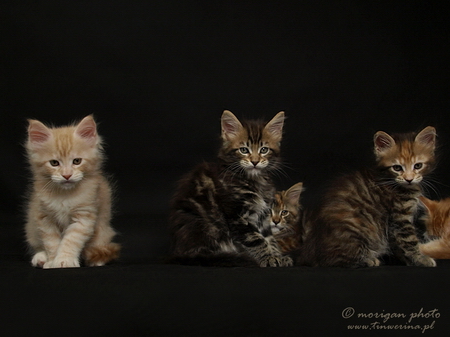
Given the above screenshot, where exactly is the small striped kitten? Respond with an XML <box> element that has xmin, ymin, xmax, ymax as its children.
<box><xmin>25</xmin><ymin>115</ymin><xmax>120</xmax><ymax>268</ymax></box>
<box><xmin>169</xmin><ymin>110</ymin><xmax>293</xmax><ymax>267</ymax></box>
<box><xmin>297</xmin><ymin>126</ymin><xmax>437</xmax><ymax>268</ymax></box>
<box><xmin>419</xmin><ymin>196</ymin><xmax>450</xmax><ymax>259</ymax></box>
<box><xmin>271</xmin><ymin>182</ymin><xmax>303</xmax><ymax>254</ymax></box>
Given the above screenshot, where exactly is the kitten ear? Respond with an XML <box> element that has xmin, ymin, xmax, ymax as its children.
<box><xmin>285</xmin><ymin>182</ymin><xmax>303</xmax><ymax>206</ymax></box>
<box><xmin>28</xmin><ymin>119</ymin><xmax>52</xmax><ymax>145</ymax></box>
<box><xmin>221</xmin><ymin>110</ymin><xmax>243</xmax><ymax>141</ymax></box>
<box><xmin>264</xmin><ymin>111</ymin><xmax>285</xmax><ymax>142</ymax></box>
<box><xmin>75</xmin><ymin>115</ymin><xmax>98</xmax><ymax>144</ymax></box>
<box><xmin>415</xmin><ymin>126</ymin><xmax>436</xmax><ymax>148</ymax></box>
<box><xmin>374</xmin><ymin>131</ymin><xmax>395</xmax><ymax>155</ymax></box>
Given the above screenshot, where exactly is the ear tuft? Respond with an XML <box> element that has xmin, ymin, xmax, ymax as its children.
<box><xmin>374</xmin><ymin>131</ymin><xmax>395</xmax><ymax>154</ymax></box>
<box><xmin>264</xmin><ymin>111</ymin><xmax>285</xmax><ymax>142</ymax></box>
<box><xmin>75</xmin><ymin>115</ymin><xmax>97</xmax><ymax>140</ymax></box>
<box><xmin>221</xmin><ymin>110</ymin><xmax>243</xmax><ymax>140</ymax></box>
<box><xmin>28</xmin><ymin>120</ymin><xmax>51</xmax><ymax>145</ymax></box>
<box><xmin>415</xmin><ymin>126</ymin><xmax>436</xmax><ymax>148</ymax></box>
<box><xmin>285</xmin><ymin>182</ymin><xmax>303</xmax><ymax>205</ymax></box>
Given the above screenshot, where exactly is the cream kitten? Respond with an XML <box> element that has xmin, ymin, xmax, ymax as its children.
<box><xmin>25</xmin><ymin>115</ymin><xmax>120</xmax><ymax>268</ymax></box>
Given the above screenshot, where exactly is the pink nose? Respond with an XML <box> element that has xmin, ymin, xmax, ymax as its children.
<box><xmin>62</xmin><ymin>174</ymin><xmax>72</xmax><ymax>180</ymax></box>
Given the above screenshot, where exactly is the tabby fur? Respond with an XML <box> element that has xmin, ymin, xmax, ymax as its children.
<box><xmin>271</xmin><ymin>182</ymin><xmax>303</xmax><ymax>254</ymax></box>
<box><xmin>169</xmin><ymin>110</ymin><xmax>292</xmax><ymax>267</ymax></box>
<box><xmin>297</xmin><ymin>126</ymin><xmax>437</xmax><ymax>268</ymax></box>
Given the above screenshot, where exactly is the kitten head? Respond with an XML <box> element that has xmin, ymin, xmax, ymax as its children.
<box><xmin>373</xmin><ymin>126</ymin><xmax>436</xmax><ymax>187</ymax></box>
<box><xmin>271</xmin><ymin>182</ymin><xmax>303</xmax><ymax>234</ymax></box>
<box><xmin>420</xmin><ymin>196</ymin><xmax>450</xmax><ymax>237</ymax></box>
<box><xmin>26</xmin><ymin>115</ymin><xmax>103</xmax><ymax>190</ymax></box>
<box><xmin>219</xmin><ymin>110</ymin><xmax>284</xmax><ymax>177</ymax></box>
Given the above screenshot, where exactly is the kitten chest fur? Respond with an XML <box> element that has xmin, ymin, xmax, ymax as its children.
<box><xmin>33</xmin><ymin>177</ymin><xmax>102</xmax><ymax>228</ymax></box>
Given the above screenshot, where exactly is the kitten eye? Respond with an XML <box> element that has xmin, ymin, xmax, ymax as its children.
<box><xmin>414</xmin><ymin>163</ymin><xmax>423</xmax><ymax>170</ymax></box>
<box><xmin>280</xmin><ymin>210</ymin><xmax>289</xmax><ymax>217</ymax></box>
<box><xmin>392</xmin><ymin>165</ymin><xmax>403</xmax><ymax>172</ymax></box>
<box><xmin>49</xmin><ymin>160</ymin><xmax>60</xmax><ymax>167</ymax></box>
<box><xmin>239</xmin><ymin>147</ymin><xmax>250</xmax><ymax>154</ymax></box>
<box><xmin>73</xmin><ymin>158</ymin><xmax>82</xmax><ymax>165</ymax></box>
<box><xmin>259</xmin><ymin>147</ymin><xmax>269</xmax><ymax>154</ymax></box>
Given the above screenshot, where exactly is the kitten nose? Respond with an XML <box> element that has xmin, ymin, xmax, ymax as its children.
<box><xmin>405</xmin><ymin>179</ymin><xmax>413</xmax><ymax>184</ymax></box>
<box><xmin>62</xmin><ymin>174</ymin><xmax>72</xmax><ymax>180</ymax></box>
<box><xmin>251</xmin><ymin>161</ymin><xmax>259</xmax><ymax>167</ymax></box>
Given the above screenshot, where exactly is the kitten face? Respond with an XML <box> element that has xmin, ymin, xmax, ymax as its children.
<box><xmin>374</xmin><ymin>126</ymin><xmax>436</xmax><ymax>186</ymax></box>
<box><xmin>220</xmin><ymin>110</ymin><xmax>284</xmax><ymax>177</ymax></box>
<box><xmin>27</xmin><ymin>115</ymin><xmax>101</xmax><ymax>190</ymax></box>
<box><xmin>271</xmin><ymin>182</ymin><xmax>303</xmax><ymax>234</ymax></box>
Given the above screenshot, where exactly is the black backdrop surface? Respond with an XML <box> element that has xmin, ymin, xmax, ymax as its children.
<box><xmin>2</xmin><ymin>1</ymin><xmax>450</xmax><ymax>336</ymax></box>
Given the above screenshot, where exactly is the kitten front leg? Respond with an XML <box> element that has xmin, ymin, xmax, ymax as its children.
<box><xmin>241</xmin><ymin>232</ymin><xmax>293</xmax><ymax>267</ymax></box>
<box><xmin>45</xmin><ymin>212</ymin><xmax>96</xmax><ymax>269</ymax></box>
<box><xmin>29</xmin><ymin>219</ymin><xmax>62</xmax><ymax>268</ymax></box>
<box><xmin>390</xmin><ymin>222</ymin><xmax>436</xmax><ymax>267</ymax></box>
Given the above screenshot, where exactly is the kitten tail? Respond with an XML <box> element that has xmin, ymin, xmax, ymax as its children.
<box><xmin>84</xmin><ymin>243</ymin><xmax>121</xmax><ymax>267</ymax></box>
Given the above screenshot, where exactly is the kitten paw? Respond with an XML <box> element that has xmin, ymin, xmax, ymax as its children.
<box><xmin>44</xmin><ymin>257</ymin><xmax>80</xmax><ymax>269</ymax></box>
<box><xmin>31</xmin><ymin>252</ymin><xmax>48</xmax><ymax>268</ymax></box>
<box><xmin>259</xmin><ymin>255</ymin><xmax>293</xmax><ymax>267</ymax></box>
<box><xmin>365</xmin><ymin>257</ymin><xmax>381</xmax><ymax>267</ymax></box>
<box><xmin>280</xmin><ymin>255</ymin><xmax>293</xmax><ymax>266</ymax></box>
<box><xmin>412</xmin><ymin>255</ymin><xmax>436</xmax><ymax>267</ymax></box>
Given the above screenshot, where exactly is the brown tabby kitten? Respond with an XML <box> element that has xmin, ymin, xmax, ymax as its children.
<box><xmin>271</xmin><ymin>182</ymin><xmax>303</xmax><ymax>254</ymax></box>
<box><xmin>25</xmin><ymin>115</ymin><xmax>120</xmax><ymax>268</ymax></box>
<box><xmin>419</xmin><ymin>196</ymin><xmax>450</xmax><ymax>259</ymax></box>
<box><xmin>169</xmin><ymin>110</ymin><xmax>293</xmax><ymax>267</ymax></box>
<box><xmin>297</xmin><ymin>126</ymin><xmax>437</xmax><ymax>268</ymax></box>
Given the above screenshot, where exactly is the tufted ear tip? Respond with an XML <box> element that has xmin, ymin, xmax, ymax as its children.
<box><xmin>75</xmin><ymin>115</ymin><xmax>97</xmax><ymax>139</ymax></box>
<box><xmin>374</xmin><ymin>131</ymin><xmax>395</xmax><ymax>154</ymax></box>
<box><xmin>415</xmin><ymin>126</ymin><xmax>436</xmax><ymax>147</ymax></box>
<box><xmin>221</xmin><ymin>110</ymin><xmax>243</xmax><ymax>140</ymax></box>
<box><xmin>264</xmin><ymin>112</ymin><xmax>285</xmax><ymax>142</ymax></box>
<box><xmin>28</xmin><ymin>120</ymin><xmax>51</xmax><ymax>145</ymax></box>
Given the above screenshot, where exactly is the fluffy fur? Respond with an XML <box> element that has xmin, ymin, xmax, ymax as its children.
<box><xmin>271</xmin><ymin>182</ymin><xmax>303</xmax><ymax>254</ymax></box>
<box><xmin>419</xmin><ymin>196</ymin><xmax>450</xmax><ymax>259</ymax></box>
<box><xmin>169</xmin><ymin>110</ymin><xmax>292</xmax><ymax>267</ymax></box>
<box><xmin>297</xmin><ymin>126</ymin><xmax>437</xmax><ymax>268</ymax></box>
<box><xmin>25</xmin><ymin>115</ymin><xmax>120</xmax><ymax>268</ymax></box>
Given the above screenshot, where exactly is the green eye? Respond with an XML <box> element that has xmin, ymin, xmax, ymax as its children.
<box><xmin>392</xmin><ymin>165</ymin><xmax>403</xmax><ymax>172</ymax></box>
<box><xmin>73</xmin><ymin>158</ymin><xmax>82</xmax><ymax>165</ymax></box>
<box><xmin>49</xmin><ymin>160</ymin><xmax>59</xmax><ymax>167</ymax></box>
<box><xmin>414</xmin><ymin>163</ymin><xmax>423</xmax><ymax>170</ymax></box>
<box><xmin>239</xmin><ymin>147</ymin><xmax>250</xmax><ymax>154</ymax></box>
<box><xmin>260</xmin><ymin>147</ymin><xmax>269</xmax><ymax>154</ymax></box>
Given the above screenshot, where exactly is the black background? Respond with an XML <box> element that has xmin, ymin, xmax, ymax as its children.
<box><xmin>3</xmin><ymin>1</ymin><xmax>450</xmax><ymax>222</ymax></box>
<box><xmin>2</xmin><ymin>2</ymin><xmax>450</xmax><ymax>336</ymax></box>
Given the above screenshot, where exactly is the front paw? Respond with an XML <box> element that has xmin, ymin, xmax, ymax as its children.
<box><xmin>44</xmin><ymin>256</ymin><xmax>80</xmax><ymax>269</ymax></box>
<box><xmin>31</xmin><ymin>251</ymin><xmax>48</xmax><ymax>268</ymax></box>
<box><xmin>409</xmin><ymin>254</ymin><xmax>436</xmax><ymax>267</ymax></box>
<box><xmin>259</xmin><ymin>255</ymin><xmax>293</xmax><ymax>267</ymax></box>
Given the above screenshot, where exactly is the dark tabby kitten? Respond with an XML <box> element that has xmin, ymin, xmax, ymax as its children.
<box><xmin>271</xmin><ymin>182</ymin><xmax>303</xmax><ymax>254</ymax></box>
<box><xmin>169</xmin><ymin>110</ymin><xmax>292</xmax><ymax>267</ymax></box>
<box><xmin>297</xmin><ymin>126</ymin><xmax>437</xmax><ymax>268</ymax></box>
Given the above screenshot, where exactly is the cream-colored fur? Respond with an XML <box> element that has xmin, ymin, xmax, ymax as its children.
<box><xmin>25</xmin><ymin>115</ymin><xmax>120</xmax><ymax>268</ymax></box>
